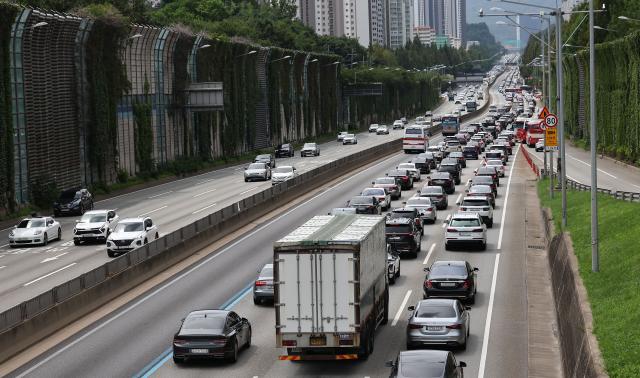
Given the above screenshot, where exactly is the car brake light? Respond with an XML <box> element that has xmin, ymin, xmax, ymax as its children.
<box><xmin>425</xmin><ymin>279</ymin><xmax>433</xmax><ymax>288</ymax></box>
<box><xmin>255</xmin><ymin>280</ymin><xmax>267</xmax><ymax>286</ymax></box>
<box><xmin>408</xmin><ymin>324</ymin><xmax>422</xmax><ymax>329</ymax></box>
<box><xmin>447</xmin><ymin>228</ymin><xmax>456</xmax><ymax>232</ymax></box>
<box><xmin>173</xmin><ymin>338</ymin><xmax>188</xmax><ymax>346</ymax></box>
<box><xmin>282</xmin><ymin>340</ymin><xmax>297</xmax><ymax>347</ymax></box>
<box><xmin>446</xmin><ymin>324</ymin><xmax>463</xmax><ymax>329</ymax></box>
<box><xmin>463</xmin><ymin>279</ymin><xmax>471</xmax><ymax>288</ymax></box>
<box><xmin>460</xmin><ymin>207</ymin><xmax>466</xmax><ymax>211</ymax></box>
<box><xmin>471</xmin><ymin>228</ymin><xmax>484</xmax><ymax>232</ymax></box>
<box><xmin>402</xmin><ymin>176</ymin><xmax>409</xmax><ymax>181</ymax></box>
<box><xmin>427</xmin><ymin>207</ymin><xmax>433</xmax><ymax>211</ymax></box>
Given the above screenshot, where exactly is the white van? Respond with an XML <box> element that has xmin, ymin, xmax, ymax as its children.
<box><xmin>403</xmin><ymin>125</ymin><xmax>430</xmax><ymax>153</ymax></box>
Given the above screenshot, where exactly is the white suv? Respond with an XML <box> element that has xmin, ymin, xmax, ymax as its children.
<box><xmin>393</xmin><ymin>120</ymin><xmax>404</xmax><ymax>129</ymax></box>
<box><xmin>106</xmin><ymin>217</ymin><xmax>159</xmax><ymax>257</ymax></box>
<box><xmin>458</xmin><ymin>196</ymin><xmax>494</xmax><ymax>227</ymax></box>
<box><xmin>445</xmin><ymin>212</ymin><xmax>487</xmax><ymax>250</ymax></box>
<box><xmin>369</xmin><ymin>123</ymin><xmax>379</xmax><ymax>132</ymax></box>
<box><xmin>73</xmin><ymin>209</ymin><xmax>119</xmax><ymax>245</ymax></box>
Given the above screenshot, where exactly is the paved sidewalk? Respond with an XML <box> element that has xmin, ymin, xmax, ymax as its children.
<box><xmin>524</xmin><ymin>176</ymin><xmax>563</xmax><ymax>378</ymax></box>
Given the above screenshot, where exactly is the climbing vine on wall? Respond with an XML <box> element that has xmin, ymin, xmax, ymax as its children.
<box><xmin>82</xmin><ymin>7</ymin><xmax>130</xmax><ymax>183</ymax></box>
<box><xmin>0</xmin><ymin>3</ymin><xmax>18</xmax><ymax>213</ymax></box>
<box><xmin>133</xmin><ymin>76</ymin><xmax>154</xmax><ymax>177</ymax></box>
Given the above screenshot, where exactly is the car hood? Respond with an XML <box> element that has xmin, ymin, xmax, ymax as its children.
<box><xmin>11</xmin><ymin>228</ymin><xmax>45</xmax><ymax>237</ymax></box>
<box><xmin>75</xmin><ymin>222</ymin><xmax>106</xmax><ymax>230</ymax></box>
<box><xmin>109</xmin><ymin>231</ymin><xmax>144</xmax><ymax>240</ymax></box>
<box><xmin>245</xmin><ymin>169</ymin><xmax>266</xmax><ymax>174</ymax></box>
<box><xmin>272</xmin><ymin>173</ymin><xmax>293</xmax><ymax>179</ymax></box>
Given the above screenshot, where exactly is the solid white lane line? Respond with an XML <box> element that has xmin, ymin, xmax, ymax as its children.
<box><xmin>442</xmin><ymin>214</ymin><xmax>451</xmax><ymax>228</ymax></box>
<box><xmin>40</xmin><ymin>252</ymin><xmax>69</xmax><ymax>264</ymax></box>
<box><xmin>197</xmin><ymin>178</ymin><xmax>218</xmax><ymax>184</ymax></box>
<box><xmin>497</xmin><ymin>146</ymin><xmax>520</xmax><ymax>250</ymax></box>
<box><xmin>423</xmin><ymin>243</ymin><xmax>436</xmax><ymax>265</ymax></box>
<box><xmin>0</xmin><ymin>266</ymin><xmax>6</xmax><ymax>270</ymax></box>
<box><xmin>0</xmin><ymin>244</ymin><xmax>8</xmax><ymax>248</ymax></box>
<box><xmin>191</xmin><ymin>203</ymin><xmax>218</xmax><ymax>215</ymax></box>
<box><xmin>138</xmin><ymin>206</ymin><xmax>168</xmax><ymax>217</ymax></box>
<box><xmin>478</xmin><ymin>253</ymin><xmax>501</xmax><ymax>378</ymax></box>
<box><xmin>15</xmin><ymin>153</ymin><xmax>407</xmax><ymax>377</ymax></box>
<box><xmin>392</xmin><ymin>290</ymin><xmax>413</xmax><ymax>326</ymax></box>
<box><xmin>23</xmin><ymin>263</ymin><xmax>77</xmax><ymax>286</ymax></box>
<box><xmin>193</xmin><ymin>188</ymin><xmax>217</xmax><ymax>198</ymax></box>
<box><xmin>568</xmin><ymin>154</ymin><xmax>617</xmax><ymax>178</ymax></box>
<box><xmin>455</xmin><ymin>193</ymin><xmax>462</xmax><ymax>204</ymax></box>
<box><xmin>240</xmin><ymin>187</ymin><xmax>259</xmax><ymax>195</ymax></box>
<box><xmin>147</xmin><ymin>191</ymin><xmax>172</xmax><ymax>199</ymax></box>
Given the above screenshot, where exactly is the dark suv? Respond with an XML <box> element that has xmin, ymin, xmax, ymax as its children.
<box><xmin>387</xmin><ymin>169</ymin><xmax>414</xmax><ymax>190</ymax></box>
<box><xmin>386</xmin><ymin>218</ymin><xmax>422</xmax><ymax>258</ymax></box>
<box><xmin>463</xmin><ymin>146</ymin><xmax>479</xmax><ymax>160</ymax></box>
<box><xmin>388</xmin><ymin>207</ymin><xmax>423</xmax><ymax>231</ymax></box>
<box><xmin>438</xmin><ymin>162</ymin><xmax>461</xmax><ymax>185</ymax></box>
<box><xmin>428</xmin><ymin>172</ymin><xmax>455</xmax><ymax>194</ymax></box>
<box><xmin>410</xmin><ymin>157</ymin><xmax>431</xmax><ymax>174</ymax></box>
<box><xmin>254</xmin><ymin>154</ymin><xmax>276</xmax><ymax>168</ymax></box>
<box><xmin>53</xmin><ymin>188</ymin><xmax>94</xmax><ymax>216</ymax></box>
<box><xmin>275</xmin><ymin>143</ymin><xmax>294</xmax><ymax>158</ymax></box>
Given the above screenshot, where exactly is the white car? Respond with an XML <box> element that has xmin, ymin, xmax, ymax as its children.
<box><xmin>445</xmin><ymin>212</ymin><xmax>487</xmax><ymax>250</ymax></box>
<box><xmin>361</xmin><ymin>187</ymin><xmax>391</xmax><ymax>211</ymax></box>
<box><xmin>405</xmin><ymin>196</ymin><xmax>437</xmax><ymax>224</ymax></box>
<box><xmin>535</xmin><ymin>140</ymin><xmax>544</xmax><ymax>152</ymax></box>
<box><xmin>397</xmin><ymin>163</ymin><xmax>421</xmax><ymax>181</ymax></box>
<box><xmin>393</xmin><ymin>120</ymin><xmax>404</xmax><ymax>129</ymax></box>
<box><xmin>244</xmin><ymin>162</ymin><xmax>271</xmax><ymax>182</ymax></box>
<box><xmin>73</xmin><ymin>209</ymin><xmax>119</xmax><ymax>245</ymax></box>
<box><xmin>342</xmin><ymin>134</ymin><xmax>358</xmax><ymax>145</ymax></box>
<box><xmin>387</xmin><ymin>251</ymin><xmax>401</xmax><ymax>284</ymax></box>
<box><xmin>8</xmin><ymin>216</ymin><xmax>61</xmax><ymax>247</ymax></box>
<box><xmin>368</xmin><ymin>124</ymin><xmax>379</xmax><ymax>133</ymax></box>
<box><xmin>485</xmin><ymin>159</ymin><xmax>505</xmax><ymax>177</ymax></box>
<box><xmin>458</xmin><ymin>197</ymin><xmax>494</xmax><ymax>228</ymax></box>
<box><xmin>337</xmin><ymin>131</ymin><xmax>348</xmax><ymax>141</ymax></box>
<box><xmin>376</xmin><ymin>125</ymin><xmax>389</xmax><ymax>135</ymax></box>
<box><xmin>271</xmin><ymin>166</ymin><xmax>297</xmax><ymax>185</ymax></box>
<box><xmin>301</xmin><ymin>142</ymin><xmax>320</xmax><ymax>157</ymax></box>
<box><xmin>106</xmin><ymin>217</ymin><xmax>159</xmax><ymax>257</ymax></box>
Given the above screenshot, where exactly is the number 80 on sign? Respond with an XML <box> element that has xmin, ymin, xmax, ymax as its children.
<box><xmin>544</xmin><ymin>113</ymin><xmax>558</xmax><ymax>127</ymax></box>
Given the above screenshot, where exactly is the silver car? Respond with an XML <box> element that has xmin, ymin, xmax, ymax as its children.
<box><xmin>342</xmin><ymin>133</ymin><xmax>358</xmax><ymax>145</ymax></box>
<box><xmin>253</xmin><ymin>263</ymin><xmax>274</xmax><ymax>305</ymax></box>
<box><xmin>405</xmin><ymin>197</ymin><xmax>437</xmax><ymax>224</ymax></box>
<box><xmin>271</xmin><ymin>166</ymin><xmax>297</xmax><ymax>185</ymax></box>
<box><xmin>406</xmin><ymin>299</ymin><xmax>471</xmax><ymax>350</ymax></box>
<box><xmin>244</xmin><ymin>162</ymin><xmax>271</xmax><ymax>182</ymax></box>
<box><xmin>361</xmin><ymin>187</ymin><xmax>391</xmax><ymax>211</ymax></box>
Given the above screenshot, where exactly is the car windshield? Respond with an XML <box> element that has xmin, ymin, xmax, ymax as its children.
<box><xmin>115</xmin><ymin>222</ymin><xmax>143</xmax><ymax>232</ymax></box>
<box><xmin>59</xmin><ymin>191</ymin><xmax>80</xmax><ymax>201</ymax></box>
<box><xmin>449</xmin><ymin>152</ymin><xmax>462</xmax><ymax>157</ymax></box>
<box><xmin>375</xmin><ymin>178</ymin><xmax>395</xmax><ymax>185</ymax></box>
<box><xmin>350</xmin><ymin>197</ymin><xmax>373</xmax><ymax>205</ymax></box>
<box><xmin>487</xmin><ymin>160</ymin><xmax>502</xmax><ymax>166</ymax></box>
<box><xmin>273</xmin><ymin>167</ymin><xmax>293</xmax><ymax>174</ymax></box>
<box><xmin>248</xmin><ymin>163</ymin><xmax>265</xmax><ymax>170</ymax></box>
<box><xmin>450</xmin><ymin>218</ymin><xmax>481</xmax><ymax>227</ymax></box>
<box><xmin>416</xmin><ymin>305</ymin><xmax>456</xmax><ymax>318</ymax></box>
<box><xmin>389</xmin><ymin>211</ymin><xmax>414</xmax><ymax>219</ymax></box>
<box><xmin>180</xmin><ymin>314</ymin><xmax>226</xmax><ymax>335</ymax></box>
<box><xmin>400</xmin><ymin>360</ymin><xmax>445</xmax><ymax>378</ymax></box>
<box><xmin>438</xmin><ymin>165</ymin><xmax>455</xmax><ymax>172</ymax></box>
<box><xmin>473</xmin><ymin>176</ymin><xmax>493</xmax><ymax>184</ymax></box>
<box><xmin>256</xmin><ymin>154</ymin><xmax>270</xmax><ymax>160</ymax></box>
<box><xmin>431</xmin><ymin>264</ymin><xmax>468</xmax><ymax>277</ymax></box>
<box><xmin>463</xmin><ymin>147</ymin><xmax>476</xmax><ymax>152</ymax></box>
<box><xmin>17</xmin><ymin>219</ymin><xmax>45</xmax><ymax>228</ymax></box>
<box><xmin>478</xmin><ymin>167</ymin><xmax>496</xmax><ymax>174</ymax></box>
<box><xmin>80</xmin><ymin>213</ymin><xmax>107</xmax><ymax>223</ymax></box>
<box><xmin>407</xmin><ymin>198</ymin><xmax>431</xmax><ymax>207</ymax></box>
<box><xmin>398</xmin><ymin>164</ymin><xmax>415</xmax><ymax>170</ymax></box>
<box><xmin>386</xmin><ymin>224</ymin><xmax>411</xmax><ymax>234</ymax></box>
<box><xmin>303</xmin><ymin>143</ymin><xmax>316</xmax><ymax>148</ymax></box>
<box><xmin>345</xmin><ymin>134</ymin><xmax>355</xmax><ymax>138</ymax></box>
<box><xmin>462</xmin><ymin>199</ymin><xmax>488</xmax><ymax>206</ymax></box>
<box><xmin>470</xmin><ymin>185</ymin><xmax>492</xmax><ymax>194</ymax></box>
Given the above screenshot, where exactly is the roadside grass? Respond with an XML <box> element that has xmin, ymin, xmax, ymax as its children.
<box><xmin>537</xmin><ymin>178</ymin><xmax>640</xmax><ymax>378</ymax></box>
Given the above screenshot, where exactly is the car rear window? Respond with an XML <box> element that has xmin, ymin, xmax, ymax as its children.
<box><xmin>400</xmin><ymin>361</ymin><xmax>444</xmax><ymax>378</ymax></box>
<box><xmin>430</xmin><ymin>264</ymin><xmax>468</xmax><ymax>277</ymax></box>
<box><xmin>464</xmin><ymin>147</ymin><xmax>477</xmax><ymax>152</ymax></box>
<box><xmin>407</xmin><ymin>198</ymin><xmax>431</xmax><ymax>207</ymax></box>
<box><xmin>461</xmin><ymin>199</ymin><xmax>488</xmax><ymax>206</ymax></box>
<box><xmin>450</xmin><ymin>219</ymin><xmax>481</xmax><ymax>227</ymax></box>
<box><xmin>375</xmin><ymin>178</ymin><xmax>396</xmax><ymax>185</ymax></box>
<box><xmin>416</xmin><ymin>305</ymin><xmax>456</xmax><ymax>318</ymax></box>
<box><xmin>350</xmin><ymin>196</ymin><xmax>373</xmax><ymax>205</ymax></box>
<box><xmin>181</xmin><ymin>315</ymin><xmax>226</xmax><ymax>334</ymax></box>
<box><xmin>386</xmin><ymin>224</ymin><xmax>412</xmax><ymax>234</ymax></box>
<box><xmin>362</xmin><ymin>189</ymin><xmax>383</xmax><ymax>196</ymax></box>
<box><xmin>248</xmin><ymin>163</ymin><xmax>265</xmax><ymax>169</ymax></box>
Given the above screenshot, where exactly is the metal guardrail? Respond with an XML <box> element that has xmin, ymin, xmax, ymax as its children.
<box><xmin>521</xmin><ymin>146</ymin><xmax>640</xmax><ymax>203</ymax></box>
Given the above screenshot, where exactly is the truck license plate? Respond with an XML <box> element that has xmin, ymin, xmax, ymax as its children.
<box><xmin>190</xmin><ymin>349</ymin><xmax>208</xmax><ymax>354</ymax></box>
<box><xmin>309</xmin><ymin>336</ymin><xmax>326</xmax><ymax>346</ymax></box>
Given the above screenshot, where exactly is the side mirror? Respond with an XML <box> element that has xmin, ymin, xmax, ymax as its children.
<box><xmin>423</xmin><ymin>267</ymin><xmax>430</xmax><ymax>272</ymax></box>
<box><xmin>402</xmin><ymin>201</ymin><xmax>406</xmax><ymax>205</ymax></box>
<box><xmin>371</xmin><ymin>181</ymin><xmax>375</xmax><ymax>185</ymax></box>
<box><xmin>346</xmin><ymin>200</ymin><xmax>351</xmax><ymax>206</ymax></box>
<box><xmin>473</xmin><ymin>267</ymin><xmax>479</xmax><ymax>271</ymax></box>
<box><xmin>465</xmin><ymin>306</ymin><xmax>472</xmax><ymax>311</ymax></box>
<box><xmin>75</xmin><ymin>219</ymin><xmax>80</xmax><ymax>223</ymax></box>
<box><xmin>244</xmin><ymin>167</ymin><xmax>248</xmax><ymax>170</ymax></box>
<box><xmin>407</xmin><ymin>305</ymin><xmax>415</xmax><ymax>311</ymax></box>
<box><xmin>242</xmin><ymin>317</ymin><xmax>248</xmax><ymax>322</ymax></box>
<box><xmin>459</xmin><ymin>361</ymin><xmax>467</xmax><ymax>368</ymax></box>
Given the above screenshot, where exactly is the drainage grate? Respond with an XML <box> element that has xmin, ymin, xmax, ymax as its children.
<box><xmin>528</xmin><ymin>245</ymin><xmax>546</xmax><ymax>250</ymax></box>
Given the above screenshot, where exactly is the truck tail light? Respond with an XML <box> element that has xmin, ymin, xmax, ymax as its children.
<box><xmin>255</xmin><ymin>280</ymin><xmax>267</xmax><ymax>286</ymax></box>
<box><xmin>282</xmin><ymin>340</ymin><xmax>297</xmax><ymax>347</ymax></box>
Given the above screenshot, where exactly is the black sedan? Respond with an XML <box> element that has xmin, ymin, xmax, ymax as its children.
<box><xmin>347</xmin><ymin>196</ymin><xmax>381</xmax><ymax>214</ymax></box>
<box><xmin>53</xmin><ymin>188</ymin><xmax>94</xmax><ymax>216</ymax></box>
<box><xmin>172</xmin><ymin>310</ymin><xmax>251</xmax><ymax>363</ymax></box>
<box><xmin>387</xmin><ymin>350</ymin><xmax>466</xmax><ymax>378</ymax></box>
<box><xmin>428</xmin><ymin>172</ymin><xmax>455</xmax><ymax>194</ymax></box>
<box><xmin>275</xmin><ymin>143</ymin><xmax>294</xmax><ymax>158</ymax></box>
<box><xmin>387</xmin><ymin>169</ymin><xmax>414</xmax><ymax>190</ymax></box>
<box><xmin>423</xmin><ymin>260</ymin><xmax>478</xmax><ymax>304</ymax></box>
<box><xmin>410</xmin><ymin>157</ymin><xmax>431</xmax><ymax>174</ymax></box>
<box><xmin>254</xmin><ymin>153</ymin><xmax>276</xmax><ymax>168</ymax></box>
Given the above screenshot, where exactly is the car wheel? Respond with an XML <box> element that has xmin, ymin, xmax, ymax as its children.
<box><xmin>57</xmin><ymin>228</ymin><xmax>62</xmax><ymax>241</ymax></box>
<box><xmin>253</xmin><ymin>296</ymin><xmax>260</xmax><ymax>305</ymax></box>
<box><xmin>396</xmin><ymin>263</ymin><xmax>401</xmax><ymax>277</ymax></box>
<box><xmin>107</xmin><ymin>250</ymin><xmax>116</xmax><ymax>258</ymax></box>
<box><xmin>74</xmin><ymin>239</ymin><xmax>81</xmax><ymax>246</ymax></box>
<box><xmin>481</xmin><ymin>242</ymin><xmax>487</xmax><ymax>251</ymax></box>
<box><xmin>229</xmin><ymin>339</ymin><xmax>239</xmax><ymax>363</ymax></box>
<box><xmin>42</xmin><ymin>234</ymin><xmax>48</xmax><ymax>246</ymax></box>
<box><xmin>155</xmin><ymin>233</ymin><xmax>159</xmax><ymax>240</ymax></box>
<box><xmin>468</xmin><ymin>295</ymin><xmax>476</xmax><ymax>305</ymax></box>
<box><xmin>79</xmin><ymin>204</ymin><xmax>85</xmax><ymax>215</ymax></box>
<box><xmin>444</xmin><ymin>242</ymin><xmax>450</xmax><ymax>251</ymax></box>
<box><xmin>460</xmin><ymin>335</ymin><xmax>468</xmax><ymax>350</ymax></box>
<box><xmin>390</xmin><ymin>274</ymin><xmax>395</xmax><ymax>284</ymax></box>
<box><xmin>487</xmin><ymin>219</ymin><xmax>493</xmax><ymax>228</ymax></box>
<box><xmin>244</xmin><ymin>178</ymin><xmax>248</xmax><ymax>182</ymax></box>
<box><xmin>143</xmin><ymin>238</ymin><xmax>148</xmax><ymax>244</ymax></box>
<box><xmin>245</xmin><ymin>328</ymin><xmax>252</xmax><ymax>348</ymax></box>
<box><xmin>173</xmin><ymin>356</ymin><xmax>185</xmax><ymax>364</ymax></box>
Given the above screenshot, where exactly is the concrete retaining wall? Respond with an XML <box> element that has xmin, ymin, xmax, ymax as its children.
<box><xmin>542</xmin><ymin>209</ymin><xmax>608</xmax><ymax>378</ymax></box>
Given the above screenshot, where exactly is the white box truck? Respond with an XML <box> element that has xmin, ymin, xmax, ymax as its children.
<box><xmin>274</xmin><ymin>214</ymin><xmax>389</xmax><ymax>361</ymax></box>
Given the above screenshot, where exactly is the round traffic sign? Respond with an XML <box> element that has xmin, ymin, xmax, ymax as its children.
<box><xmin>544</xmin><ymin>113</ymin><xmax>558</xmax><ymax>127</ymax></box>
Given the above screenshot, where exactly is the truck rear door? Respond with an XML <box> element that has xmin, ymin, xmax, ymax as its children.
<box><xmin>278</xmin><ymin>251</ymin><xmax>355</xmax><ymax>334</ymax></box>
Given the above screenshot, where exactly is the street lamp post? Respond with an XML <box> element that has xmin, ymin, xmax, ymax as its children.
<box><xmin>589</xmin><ymin>0</ymin><xmax>599</xmax><ymax>272</ymax></box>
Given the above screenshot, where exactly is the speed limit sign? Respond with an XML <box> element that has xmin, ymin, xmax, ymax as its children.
<box><xmin>544</xmin><ymin>113</ymin><xmax>558</xmax><ymax>127</ymax></box>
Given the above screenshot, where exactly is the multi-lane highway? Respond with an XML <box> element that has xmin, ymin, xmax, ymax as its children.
<box><xmin>2</xmin><ymin>74</ymin><xmax>542</xmax><ymax>378</ymax></box>
<box><xmin>0</xmin><ymin>91</ymin><xmax>470</xmax><ymax>313</ymax></box>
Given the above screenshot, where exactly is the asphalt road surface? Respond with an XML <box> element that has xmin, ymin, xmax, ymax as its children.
<box><xmin>5</xmin><ymin>77</ymin><xmax>538</xmax><ymax>378</ymax></box>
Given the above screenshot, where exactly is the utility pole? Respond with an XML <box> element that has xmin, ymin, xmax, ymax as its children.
<box><xmin>589</xmin><ymin>0</ymin><xmax>599</xmax><ymax>271</ymax></box>
<box><xmin>555</xmin><ymin>7</ymin><xmax>568</xmax><ymax>227</ymax></box>
<box><xmin>541</xmin><ymin>18</ymin><xmax>547</xmax><ymax>176</ymax></box>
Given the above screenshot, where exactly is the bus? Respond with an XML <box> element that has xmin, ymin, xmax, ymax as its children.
<box><xmin>525</xmin><ymin>119</ymin><xmax>545</xmax><ymax>147</ymax></box>
<box><xmin>511</xmin><ymin>116</ymin><xmax>528</xmax><ymax>143</ymax></box>
<box><xmin>403</xmin><ymin>125</ymin><xmax>430</xmax><ymax>153</ymax></box>
<box><xmin>441</xmin><ymin>114</ymin><xmax>460</xmax><ymax>136</ymax></box>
